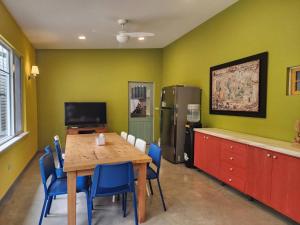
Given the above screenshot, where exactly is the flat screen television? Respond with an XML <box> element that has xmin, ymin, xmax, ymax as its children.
<box><xmin>64</xmin><ymin>102</ymin><xmax>107</xmax><ymax>127</ymax></box>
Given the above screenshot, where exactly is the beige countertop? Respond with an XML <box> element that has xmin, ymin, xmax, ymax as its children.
<box><xmin>194</xmin><ymin>128</ymin><xmax>300</xmax><ymax>158</ymax></box>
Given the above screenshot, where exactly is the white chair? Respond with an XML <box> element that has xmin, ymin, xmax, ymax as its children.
<box><xmin>133</xmin><ymin>138</ymin><xmax>150</xmax><ymax>196</ymax></box>
<box><xmin>135</xmin><ymin>138</ymin><xmax>147</xmax><ymax>153</ymax></box>
<box><xmin>127</xmin><ymin>134</ymin><xmax>136</xmax><ymax>145</ymax></box>
<box><xmin>120</xmin><ymin>131</ymin><xmax>128</xmax><ymax>140</ymax></box>
<box><xmin>53</xmin><ymin>135</ymin><xmax>65</xmax><ymax>159</ymax></box>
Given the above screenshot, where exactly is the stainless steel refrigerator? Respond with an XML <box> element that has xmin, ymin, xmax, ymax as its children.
<box><xmin>160</xmin><ymin>85</ymin><xmax>201</xmax><ymax>163</ymax></box>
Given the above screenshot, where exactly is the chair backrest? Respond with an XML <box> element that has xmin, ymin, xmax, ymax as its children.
<box><xmin>135</xmin><ymin>138</ymin><xmax>147</xmax><ymax>153</ymax></box>
<box><xmin>54</xmin><ymin>138</ymin><xmax>64</xmax><ymax>168</ymax></box>
<box><xmin>39</xmin><ymin>150</ymin><xmax>57</xmax><ymax>194</ymax></box>
<box><xmin>54</xmin><ymin>135</ymin><xmax>60</xmax><ymax>142</ymax></box>
<box><xmin>120</xmin><ymin>131</ymin><xmax>128</xmax><ymax>140</ymax></box>
<box><xmin>148</xmin><ymin>143</ymin><xmax>162</xmax><ymax>174</ymax></box>
<box><xmin>91</xmin><ymin>162</ymin><xmax>135</xmax><ymax>198</ymax></box>
<box><xmin>127</xmin><ymin>134</ymin><xmax>136</xmax><ymax>145</ymax></box>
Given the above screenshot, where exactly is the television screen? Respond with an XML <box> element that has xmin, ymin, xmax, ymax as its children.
<box><xmin>64</xmin><ymin>102</ymin><xmax>107</xmax><ymax>126</ymax></box>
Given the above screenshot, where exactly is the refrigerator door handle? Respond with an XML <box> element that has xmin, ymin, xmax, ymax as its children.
<box><xmin>174</xmin><ymin>108</ymin><xmax>177</xmax><ymax>126</ymax></box>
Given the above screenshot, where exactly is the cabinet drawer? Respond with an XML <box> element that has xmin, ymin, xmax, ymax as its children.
<box><xmin>221</xmin><ymin>149</ymin><xmax>247</xmax><ymax>168</ymax></box>
<box><xmin>221</xmin><ymin>171</ymin><xmax>245</xmax><ymax>192</ymax></box>
<box><xmin>221</xmin><ymin>139</ymin><xmax>247</xmax><ymax>156</ymax></box>
<box><xmin>221</xmin><ymin>162</ymin><xmax>246</xmax><ymax>180</ymax></box>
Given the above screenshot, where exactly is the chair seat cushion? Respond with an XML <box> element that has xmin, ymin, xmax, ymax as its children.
<box><xmin>48</xmin><ymin>176</ymin><xmax>89</xmax><ymax>195</ymax></box>
<box><xmin>147</xmin><ymin>167</ymin><xmax>158</xmax><ymax>180</ymax></box>
<box><xmin>94</xmin><ymin>185</ymin><xmax>130</xmax><ymax>197</ymax></box>
<box><xmin>134</xmin><ymin>166</ymin><xmax>158</xmax><ymax>180</ymax></box>
<box><xmin>55</xmin><ymin>168</ymin><xmax>66</xmax><ymax>178</ymax></box>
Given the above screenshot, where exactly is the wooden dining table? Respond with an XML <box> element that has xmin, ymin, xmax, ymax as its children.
<box><xmin>63</xmin><ymin>133</ymin><xmax>152</xmax><ymax>225</ymax></box>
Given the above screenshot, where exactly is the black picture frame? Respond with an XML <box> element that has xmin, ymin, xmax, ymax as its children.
<box><xmin>209</xmin><ymin>52</ymin><xmax>268</xmax><ymax>118</ymax></box>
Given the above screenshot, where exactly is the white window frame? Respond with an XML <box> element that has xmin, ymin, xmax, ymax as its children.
<box><xmin>0</xmin><ymin>37</ymin><xmax>24</xmax><ymax>148</ymax></box>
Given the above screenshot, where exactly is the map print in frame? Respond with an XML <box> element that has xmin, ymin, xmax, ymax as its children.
<box><xmin>210</xmin><ymin>52</ymin><xmax>268</xmax><ymax>118</ymax></box>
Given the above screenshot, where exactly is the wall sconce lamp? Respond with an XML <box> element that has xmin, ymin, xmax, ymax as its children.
<box><xmin>28</xmin><ymin>65</ymin><xmax>39</xmax><ymax>80</ymax></box>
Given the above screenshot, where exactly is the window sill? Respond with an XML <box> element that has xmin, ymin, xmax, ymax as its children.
<box><xmin>0</xmin><ymin>132</ymin><xmax>29</xmax><ymax>154</ymax></box>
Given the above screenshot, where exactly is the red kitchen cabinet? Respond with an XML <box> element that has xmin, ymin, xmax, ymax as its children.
<box><xmin>194</xmin><ymin>132</ymin><xmax>206</xmax><ymax>169</ymax></box>
<box><xmin>194</xmin><ymin>130</ymin><xmax>300</xmax><ymax>223</ymax></box>
<box><xmin>286</xmin><ymin>156</ymin><xmax>300</xmax><ymax>222</ymax></box>
<box><xmin>247</xmin><ymin>148</ymin><xmax>290</xmax><ymax>215</ymax></box>
<box><xmin>246</xmin><ymin>146</ymin><xmax>273</xmax><ymax>205</ymax></box>
<box><xmin>269</xmin><ymin>152</ymin><xmax>289</xmax><ymax>213</ymax></box>
<box><xmin>220</xmin><ymin>139</ymin><xmax>247</xmax><ymax>192</ymax></box>
<box><xmin>194</xmin><ymin>133</ymin><xmax>220</xmax><ymax>178</ymax></box>
<box><xmin>205</xmin><ymin>135</ymin><xmax>220</xmax><ymax>178</ymax></box>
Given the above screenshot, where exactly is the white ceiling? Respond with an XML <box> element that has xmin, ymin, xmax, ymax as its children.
<box><xmin>3</xmin><ymin>0</ymin><xmax>237</xmax><ymax>49</ymax></box>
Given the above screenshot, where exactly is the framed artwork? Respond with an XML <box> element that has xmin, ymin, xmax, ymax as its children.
<box><xmin>287</xmin><ymin>65</ymin><xmax>300</xmax><ymax>96</ymax></box>
<box><xmin>210</xmin><ymin>52</ymin><xmax>268</xmax><ymax>118</ymax></box>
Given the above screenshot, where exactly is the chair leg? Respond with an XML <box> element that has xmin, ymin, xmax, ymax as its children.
<box><xmin>86</xmin><ymin>192</ymin><xmax>92</xmax><ymax>225</ymax></box>
<box><xmin>53</xmin><ymin>195</ymin><xmax>56</xmax><ymax>200</ymax></box>
<box><xmin>124</xmin><ymin>193</ymin><xmax>127</xmax><ymax>217</ymax></box>
<box><xmin>132</xmin><ymin>191</ymin><xmax>139</xmax><ymax>225</ymax></box>
<box><xmin>38</xmin><ymin>197</ymin><xmax>48</xmax><ymax>225</ymax></box>
<box><xmin>146</xmin><ymin>184</ymin><xmax>150</xmax><ymax>197</ymax></box>
<box><xmin>122</xmin><ymin>193</ymin><xmax>125</xmax><ymax>215</ymax></box>
<box><xmin>157</xmin><ymin>178</ymin><xmax>167</xmax><ymax>211</ymax></box>
<box><xmin>148</xmin><ymin>179</ymin><xmax>153</xmax><ymax>195</ymax></box>
<box><xmin>45</xmin><ymin>196</ymin><xmax>53</xmax><ymax>217</ymax></box>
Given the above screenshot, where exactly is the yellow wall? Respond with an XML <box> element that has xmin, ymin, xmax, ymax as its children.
<box><xmin>2</xmin><ymin>0</ymin><xmax>300</xmax><ymax>200</ymax></box>
<box><xmin>36</xmin><ymin>49</ymin><xmax>162</xmax><ymax>148</ymax></box>
<box><xmin>162</xmin><ymin>0</ymin><xmax>300</xmax><ymax>142</ymax></box>
<box><xmin>0</xmin><ymin>2</ymin><xmax>38</xmax><ymax>199</ymax></box>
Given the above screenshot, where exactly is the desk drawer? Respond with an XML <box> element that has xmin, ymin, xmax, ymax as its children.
<box><xmin>221</xmin><ymin>162</ymin><xmax>246</xmax><ymax>180</ymax></box>
<box><xmin>221</xmin><ymin>170</ymin><xmax>246</xmax><ymax>192</ymax></box>
<box><xmin>221</xmin><ymin>149</ymin><xmax>247</xmax><ymax>168</ymax></box>
<box><xmin>221</xmin><ymin>139</ymin><xmax>247</xmax><ymax>157</ymax></box>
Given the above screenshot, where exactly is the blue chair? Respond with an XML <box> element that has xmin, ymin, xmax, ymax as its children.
<box><xmin>88</xmin><ymin>162</ymin><xmax>138</xmax><ymax>225</ymax></box>
<box><xmin>147</xmin><ymin>144</ymin><xmax>167</xmax><ymax>211</ymax></box>
<box><xmin>54</xmin><ymin>138</ymin><xmax>64</xmax><ymax>169</ymax></box>
<box><xmin>44</xmin><ymin>146</ymin><xmax>66</xmax><ymax>178</ymax></box>
<box><xmin>38</xmin><ymin>151</ymin><xmax>90</xmax><ymax>225</ymax></box>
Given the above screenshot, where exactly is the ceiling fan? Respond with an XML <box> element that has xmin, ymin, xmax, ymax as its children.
<box><xmin>116</xmin><ymin>19</ymin><xmax>155</xmax><ymax>43</ymax></box>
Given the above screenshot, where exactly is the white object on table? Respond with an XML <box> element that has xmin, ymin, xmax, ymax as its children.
<box><xmin>96</xmin><ymin>133</ymin><xmax>106</xmax><ymax>146</ymax></box>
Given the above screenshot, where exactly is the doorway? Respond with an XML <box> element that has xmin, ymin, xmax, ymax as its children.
<box><xmin>128</xmin><ymin>82</ymin><xmax>154</xmax><ymax>143</ymax></box>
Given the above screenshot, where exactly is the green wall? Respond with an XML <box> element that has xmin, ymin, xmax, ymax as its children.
<box><xmin>0</xmin><ymin>2</ymin><xmax>38</xmax><ymax>199</ymax></box>
<box><xmin>162</xmin><ymin>0</ymin><xmax>300</xmax><ymax>142</ymax></box>
<box><xmin>36</xmin><ymin>49</ymin><xmax>162</xmax><ymax>148</ymax></box>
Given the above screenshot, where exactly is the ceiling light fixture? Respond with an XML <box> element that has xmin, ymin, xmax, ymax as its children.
<box><xmin>138</xmin><ymin>37</ymin><xmax>145</xmax><ymax>41</ymax></box>
<box><xmin>78</xmin><ymin>35</ymin><xmax>86</xmax><ymax>40</ymax></box>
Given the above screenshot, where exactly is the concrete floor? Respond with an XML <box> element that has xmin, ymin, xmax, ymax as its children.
<box><xmin>0</xmin><ymin>153</ymin><xmax>298</xmax><ymax>225</ymax></box>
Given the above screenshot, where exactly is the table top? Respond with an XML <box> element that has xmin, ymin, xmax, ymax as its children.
<box><xmin>194</xmin><ymin>128</ymin><xmax>300</xmax><ymax>158</ymax></box>
<box><xmin>64</xmin><ymin>133</ymin><xmax>152</xmax><ymax>172</ymax></box>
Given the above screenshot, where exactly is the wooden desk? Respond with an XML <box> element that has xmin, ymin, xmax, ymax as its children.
<box><xmin>64</xmin><ymin>133</ymin><xmax>152</xmax><ymax>225</ymax></box>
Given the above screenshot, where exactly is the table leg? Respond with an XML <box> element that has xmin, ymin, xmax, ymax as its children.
<box><xmin>137</xmin><ymin>163</ymin><xmax>147</xmax><ymax>223</ymax></box>
<box><xmin>67</xmin><ymin>171</ymin><xmax>77</xmax><ymax>225</ymax></box>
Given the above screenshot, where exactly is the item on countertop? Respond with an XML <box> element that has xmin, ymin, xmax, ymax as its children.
<box><xmin>295</xmin><ymin>120</ymin><xmax>300</xmax><ymax>144</ymax></box>
<box><xmin>96</xmin><ymin>133</ymin><xmax>106</xmax><ymax>146</ymax></box>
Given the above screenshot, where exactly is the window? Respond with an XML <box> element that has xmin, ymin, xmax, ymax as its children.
<box><xmin>287</xmin><ymin>66</ymin><xmax>300</xmax><ymax>95</ymax></box>
<box><xmin>0</xmin><ymin>39</ymin><xmax>23</xmax><ymax>145</ymax></box>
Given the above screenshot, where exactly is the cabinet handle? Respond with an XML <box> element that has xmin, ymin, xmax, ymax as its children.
<box><xmin>230</xmin><ymin>145</ymin><xmax>233</xmax><ymax>149</ymax></box>
<box><xmin>229</xmin><ymin>168</ymin><xmax>233</xmax><ymax>171</ymax></box>
<box><xmin>273</xmin><ymin>155</ymin><xmax>277</xmax><ymax>159</ymax></box>
<box><xmin>230</xmin><ymin>157</ymin><xmax>234</xmax><ymax>160</ymax></box>
<box><xmin>267</xmin><ymin>154</ymin><xmax>271</xmax><ymax>158</ymax></box>
<box><xmin>229</xmin><ymin>178</ymin><xmax>232</xmax><ymax>182</ymax></box>
<box><xmin>206</xmin><ymin>136</ymin><xmax>209</xmax><ymax>140</ymax></box>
